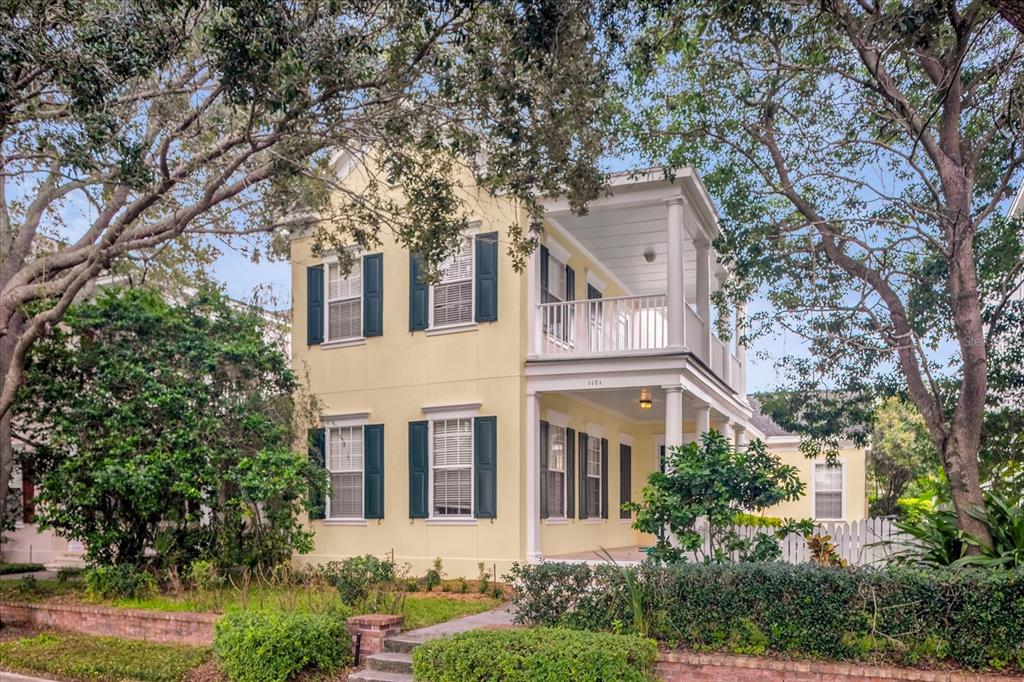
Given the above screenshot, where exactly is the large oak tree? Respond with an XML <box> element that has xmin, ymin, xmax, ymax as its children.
<box><xmin>0</xmin><ymin>0</ymin><xmax>630</xmax><ymax>518</ymax></box>
<box><xmin>630</xmin><ymin>0</ymin><xmax>1024</xmax><ymax>546</ymax></box>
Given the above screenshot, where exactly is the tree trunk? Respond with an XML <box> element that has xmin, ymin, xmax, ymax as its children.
<box><xmin>0</xmin><ymin>324</ymin><xmax>14</xmax><ymax>630</ymax></box>
<box><xmin>942</xmin><ymin>422</ymin><xmax>992</xmax><ymax>546</ymax></box>
<box><xmin>993</xmin><ymin>0</ymin><xmax>1024</xmax><ymax>34</ymax></box>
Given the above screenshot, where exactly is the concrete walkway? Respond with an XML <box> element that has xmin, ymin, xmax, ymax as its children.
<box><xmin>349</xmin><ymin>604</ymin><xmax>516</xmax><ymax>682</ymax></box>
<box><xmin>0</xmin><ymin>571</ymin><xmax>56</xmax><ymax>582</ymax></box>
<box><xmin>0</xmin><ymin>671</ymin><xmax>61</xmax><ymax>682</ymax></box>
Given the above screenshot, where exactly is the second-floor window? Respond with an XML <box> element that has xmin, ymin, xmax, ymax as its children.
<box><xmin>432</xmin><ymin>417</ymin><xmax>473</xmax><ymax>517</ymax></box>
<box><xmin>431</xmin><ymin>235</ymin><xmax>474</xmax><ymax>328</ymax></box>
<box><xmin>328</xmin><ymin>425</ymin><xmax>364</xmax><ymax>519</ymax></box>
<box><xmin>327</xmin><ymin>260</ymin><xmax>362</xmax><ymax>342</ymax></box>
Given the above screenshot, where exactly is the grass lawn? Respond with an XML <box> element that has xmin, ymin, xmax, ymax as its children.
<box><xmin>0</xmin><ymin>631</ymin><xmax>210</xmax><ymax>682</ymax></box>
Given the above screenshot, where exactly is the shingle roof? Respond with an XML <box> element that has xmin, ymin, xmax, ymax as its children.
<box><xmin>747</xmin><ymin>395</ymin><xmax>793</xmax><ymax>438</ymax></box>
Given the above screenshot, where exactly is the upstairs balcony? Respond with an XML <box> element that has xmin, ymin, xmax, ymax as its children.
<box><xmin>529</xmin><ymin>169</ymin><xmax>746</xmax><ymax>396</ymax></box>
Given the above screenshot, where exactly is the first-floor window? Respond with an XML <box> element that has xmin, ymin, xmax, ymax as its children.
<box><xmin>432</xmin><ymin>418</ymin><xmax>473</xmax><ymax>516</ymax></box>
<box><xmin>547</xmin><ymin>425</ymin><xmax>567</xmax><ymax>518</ymax></box>
<box><xmin>586</xmin><ymin>436</ymin><xmax>601</xmax><ymax>518</ymax></box>
<box><xmin>814</xmin><ymin>463</ymin><xmax>843</xmax><ymax>519</ymax></box>
<box><xmin>328</xmin><ymin>426</ymin><xmax>363</xmax><ymax>519</ymax></box>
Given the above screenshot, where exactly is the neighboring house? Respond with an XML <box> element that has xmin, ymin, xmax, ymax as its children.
<box><xmin>290</xmin><ymin>161</ymin><xmax>870</xmax><ymax>575</ymax></box>
<box><xmin>748</xmin><ymin>397</ymin><xmax>868</xmax><ymax>523</ymax></box>
<box><xmin>1</xmin><ymin>279</ymin><xmax>289</xmax><ymax>568</ymax></box>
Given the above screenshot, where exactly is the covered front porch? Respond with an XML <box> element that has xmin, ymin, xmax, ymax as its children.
<box><xmin>546</xmin><ymin>545</ymin><xmax>649</xmax><ymax>565</ymax></box>
<box><xmin>523</xmin><ymin>367</ymin><xmax>754</xmax><ymax>563</ymax></box>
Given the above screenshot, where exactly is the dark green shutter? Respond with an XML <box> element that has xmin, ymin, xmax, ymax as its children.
<box><xmin>565</xmin><ymin>266</ymin><xmax>575</xmax><ymax>301</ymax></box>
<box><xmin>307</xmin><ymin>265</ymin><xmax>324</xmax><ymax>345</ymax></box>
<box><xmin>408</xmin><ymin>421</ymin><xmax>428</xmax><ymax>518</ymax></box>
<box><xmin>364</xmin><ymin>424</ymin><xmax>384</xmax><ymax>519</ymax></box>
<box><xmin>308</xmin><ymin>428</ymin><xmax>326</xmax><ymax>520</ymax></box>
<box><xmin>539</xmin><ymin>245</ymin><xmax>549</xmax><ymax>302</ymax></box>
<box><xmin>539</xmin><ymin>421</ymin><xmax>549</xmax><ymax>519</ymax></box>
<box><xmin>363</xmin><ymin>254</ymin><xmax>383</xmax><ymax>337</ymax></box>
<box><xmin>659</xmin><ymin>445</ymin><xmax>666</xmax><ymax>473</ymax></box>
<box><xmin>600</xmin><ymin>438</ymin><xmax>609</xmax><ymax>519</ymax></box>
<box><xmin>578</xmin><ymin>431</ymin><xmax>589</xmax><ymax>519</ymax></box>
<box><xmin>565</xmin><ymin>428</ymin><xmax>575</xmax><ymax>519</ymax></box>
<box><xmin>619</xmin><ymin>444</ymin><xmax>632</xmax><ymax>519</ymax></box>
<box><xmin>474</xmin><ymin>416</ymin><xmax>497</xmax><ymax>519</ymax></box>
<box><xmin>475</xmin><ymin>232</ymin><xmax>498</xmax><ymax>322</ymax></box>
<box><xmin>409</xmin><ymin>253</ymin><xmax>428</xmax><ymax>331</ymax></box>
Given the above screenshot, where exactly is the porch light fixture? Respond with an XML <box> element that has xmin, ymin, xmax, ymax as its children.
<box><xmin>643</xmin><ymin>246</ymin><xmax>656</xmax><ymax>263</ymax></box>
<box><xmin>638</xmin><ymin>389</ymin><xmax>653</xmax><ymax>410</ymax></box>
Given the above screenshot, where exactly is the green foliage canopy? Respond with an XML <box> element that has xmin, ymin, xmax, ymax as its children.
<box><xmin>15</xmin><ymin>287</ymin><xmax>323</xmax><ymax>568</ymax></box>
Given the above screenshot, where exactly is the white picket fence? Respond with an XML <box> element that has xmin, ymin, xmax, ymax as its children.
<box><xmin>686</xmin><ymin>517</ymin><xmax>908</xmax><ymax>566</ymax></box>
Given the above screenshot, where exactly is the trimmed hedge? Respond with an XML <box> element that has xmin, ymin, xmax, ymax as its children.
<box><xmin>411</xmin><ymin>628</ymin><xmax>658</xmax><ymax>682</ymax></box>
<box><xmin>213</xmin><ymin>610</ymin><xmax>350</xmax><ymax>682</ymax></box>
<box><xmin>505</xmin><ymin>561</ymin><xmax>1024</xmax><ymax>672</ymax></box>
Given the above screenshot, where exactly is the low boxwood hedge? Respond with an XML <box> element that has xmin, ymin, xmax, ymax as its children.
<box><xmin>213</xmin><ymin>610</ymin><xmax>350</xmax><ymax>682</ymax></box>
<box><xmin>410</xmin><ymin>628</ymin><xmax>658</xmax><ymax>682</ymax></box>
<box><xmin>505</xmin><ymin>561</ymin><xmax>1024</xmax><ymax>672</ymax></box>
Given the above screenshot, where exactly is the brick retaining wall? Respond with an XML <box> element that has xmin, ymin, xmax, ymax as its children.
<box><xmin>656</xmin><ymin>651</ymin><xmax>1022</xmax><ymax>681</ymax></box>
<box><xmin>0</xmin><ymin>601</ymin><xmax>218</xmax><ymax>646</ymax></box>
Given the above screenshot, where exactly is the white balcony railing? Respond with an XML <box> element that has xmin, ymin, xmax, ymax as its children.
<box><xmin>535</xmin><ymin>293</ymin><xmax>744</xmax><ymax>392</ymax></box>
<box><xmin>538</xmin><ymin>294</ymin><xmax>667</xmax><ymax>356</ymax></box>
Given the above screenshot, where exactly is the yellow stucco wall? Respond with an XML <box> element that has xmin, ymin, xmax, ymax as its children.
<box><xmin>762</xmin><ymin>443</ymin><xmax>869</xmax><ymax>522</ymax></box>
<box><xmin>290</xmin><ymin>166</ymin><xmax>531</xmax><ymax>577</ymax></box>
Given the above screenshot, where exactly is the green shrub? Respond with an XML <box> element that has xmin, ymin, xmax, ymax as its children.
<box><xmin>213</xmin><ymin>611</ymin><xmax>350</xmax><ymax>682</ymax></box>
<box><xmin>319</xmin><ymin>554</ymin><xmax>395</xmax><ymax>605</ymax></box>
<box><xmin>0</xmin><ymin>563</ymin><xmax>45</xmax><ymax>575</ymax></box>
<box><xmin>83</xmin><ymin>565</ymin><xmax>157</xmax><ymax>600</ymax></box>
<box><xmin>506</xmin><ymin>561</ymin><xmax>1024</xmax><ymax>672</ymax></box>
<box><xmin>411</xmin><ymin>628</ymin><xmax>657</xmax><ymax>682</ymax></box>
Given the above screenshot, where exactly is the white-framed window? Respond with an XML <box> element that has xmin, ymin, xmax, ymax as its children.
<box><xmin>326</xmin><ymin>259</ymin><xmax>362</xmax><ymax>342</ymax></box>
<box><xmin>547</xmin><ymin>425</ymin><xmax>567</xmax><ymax>518</ymax></box>
<box><xmin>544</xmin><ymin>252</ymin><xmax>574</xmax><ymax>345</ymax></box>
<box><xmin>327</xmin><ymin>425</ymin><xmax>364</xmax><ymax>519</ymax></box>
<box><xmin>547</xmin><ymin>253</ymin><xmax>567</xmax><ymax>303</ymax></box>
<box><xmin>586</xmin><ymin>435</ymin><xmax>601</xmax><ymax>518</ymax></box>
<box><xmin>431</xmin><ymin>417</ymin><xmax>473</xmax><ymax>517</ymax></box>
<box><xmin>431</xmin><ymin>234</ymin><xmax>474</xmax><ymax>328</ymax></box>
<box><xmin>814</xmin><ymin>463</ymin><xmax>843</xmax><ymax>520</ymax></box>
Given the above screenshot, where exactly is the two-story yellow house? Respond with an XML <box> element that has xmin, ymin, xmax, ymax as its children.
<box><xmin>290</xmin><ymin>161</ymin><xmax>867</xmax><ymax>576</ymax></box>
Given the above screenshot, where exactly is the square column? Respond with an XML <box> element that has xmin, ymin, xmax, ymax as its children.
<box><xmin>665</xmin><ymin>197</ymin><xmax>687</xmax><ymax>349</ymax></box>
<box><xmin>526</xmin><ymin>390</ymin><xmax>541</xmax><ymax>562</ymax></box>
<box><xmin>695</xmin><ymin>239</ymin><xmax>712</xmax><ymax>362</ymax></box>
<box><xmin>528</xmin><ymin>247</ymin><xmax>541</xmax><ymax>356</ymax></box>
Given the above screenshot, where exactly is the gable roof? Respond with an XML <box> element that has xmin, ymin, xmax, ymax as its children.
<box><xmin>747</xmin><ymin>395</ymin><xmax>794</xmax><ymax>438</ymax></box>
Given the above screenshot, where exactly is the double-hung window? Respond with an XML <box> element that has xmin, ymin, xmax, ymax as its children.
<box><xmin>814</xmin><ymin>463</ymin><xmax>843</xmax><ymax>519</ymax></box>
<box><xmin>431</xmin><ymin>418</ymin><xmax>473</xmax><ymax>517</ymax></box>
<box><xmin>431</xmin><ymin>235</ymin><xmax>474</xmax><ymax>328</ymax></box>
<box><xmin>326</xmin><ymin>260</ymin><xmax>362</xmax><ymax>342</ymax></box>
<box><xmin>586</xmin><ymin>435</ymin><xmax>601</xmax><ymax>518</ymax></box>
<box><xmin>327</xmin><ymin>426</ymin><xmax>363</xmax><ymax>519</ymax></box>
<box><xmin>546</xmin><ymin>425</ymin><xmax>567</xmax><ymax>518</ymax></box>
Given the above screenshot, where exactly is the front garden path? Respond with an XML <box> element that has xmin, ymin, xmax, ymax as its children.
<box><xmin>350</xmin><ymin>604</ymin><xmax>515</xmax><ymax>682</ymax></box>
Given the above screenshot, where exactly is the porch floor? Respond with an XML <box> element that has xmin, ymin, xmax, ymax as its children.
<box><xmin>545</xmin><ymin>545</ymin><xmax>648</xmax><ymax>564</ymax></box>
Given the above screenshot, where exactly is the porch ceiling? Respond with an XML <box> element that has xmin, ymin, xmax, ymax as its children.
<box><xmin>571</xmin><ymin>386</ymin><xmax>717</xmax><ymax>425</ymax></box>
<box><xmin>543</xmin><ymin>168</ymin><xmax>724</xmax><ymax>298</ymax></box>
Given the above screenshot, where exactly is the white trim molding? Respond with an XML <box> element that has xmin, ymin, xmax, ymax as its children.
<box><xmin>586</xmin><ymin>270</ymin><xmax>607</xmax><ymax>293</ymax></box>
<box><xmin>544</xmin><ymin>235</ymin><xmax>573</xmax><ymax>265</ymax></box>
<box><xmin>545</xmin><ymin>409</ymin><xmax>571</xmax><ymax>428</ymax></box>
<box><xmin>585</xmin><ymin>421</ymin><xmax>605</xmax><ymax>438</ymax></box>
<box><xmin>618</xmin><ymin>433</ymin><xmax>635</xmax><ymax>447</ymax></box>
<box><xmin>321</xmin><ymin>412</ymin><xmax>371</xmax><ymax>427</ymax></box>
<box><xmin>421</xmin><ymin>402</ymin><xmax>482</xmax><ymax>419</ymax></box>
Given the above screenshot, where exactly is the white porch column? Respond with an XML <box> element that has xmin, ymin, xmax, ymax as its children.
<box><xmin>526</xmin><ymin>390</ymin><xmax>542</xmax><ymax>562</ymax></box>
<box><xmin>664</xmin><ymin>385</ymin><xmax>684</xmax><ymax>451</ymax></box>
<box><xmin>735</xmin><ymin>424</ymin><xmax>749</xmax><ymax>451</ymax></box>
<box><xmin>665</xmin><ymin>197</ymin><xmax>687</xmax><ymax>349</ymax></box>
<box><xmin>695</xmin><ymin>401</ymin><xmax>711</xmax><ymax>435</ymax></box>
<box><xmin>736</xmin><ymin>302</ymin><xmax>748</xmax><ymax>396</ymax></box>
<box><xmin>528</xmin><ymin>246</ymin><xmax>541</xmax><ymax>356</ymax></box>
<box><xmin>695</xmin><ymin>239</ymin><xmax>712</xmax><ymax>362</ymax></box>
<box><xmin>721</xmin><ymin>420</ymin><xmax>735</xmax><ymax>444</ymax></box>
